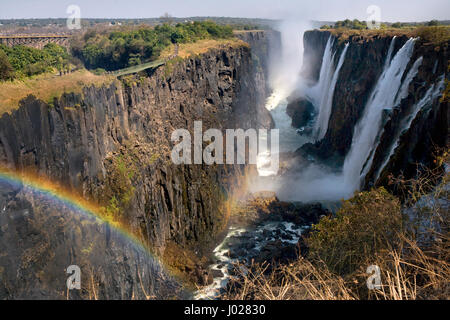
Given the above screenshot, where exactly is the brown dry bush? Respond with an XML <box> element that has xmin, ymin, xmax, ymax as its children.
<box><xmin>224</xmin><ymin>230</ymin><xmax>449</xmax><ymax>300</ymax></box>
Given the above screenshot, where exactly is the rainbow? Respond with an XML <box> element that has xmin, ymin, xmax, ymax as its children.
<box><xmin>0</xmin><ymin>165</ymin><xmax>178</xmax><ymax>283</ymax></box>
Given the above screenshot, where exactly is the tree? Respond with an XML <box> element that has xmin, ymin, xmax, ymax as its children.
<box><xmin>0</xmin><ymin>50</ymin><xmax>14</xmax><ymax>81</ymax></box>
<box><xmin>427</xmin><ymin>20</ymin><xmax>440</xmax><ymax>26</ymax></box>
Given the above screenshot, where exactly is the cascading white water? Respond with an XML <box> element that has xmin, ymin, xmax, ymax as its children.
<box><xmin>342</xmin><ymin>38</ymin><xmax>417</xmax><ymax>191</ymax></box>
<box><xmin>266</xmin><ymin>93</ymin><xmax>311</xmax><ymax>153</ymax></box>
<box><xmin>360</xmin><ymin>55</ymin><xmax>424</xmax><ymax>180</ymax></box>
<box><xmin>307</xmin><ymin>36</ymin><xmax>335</xmax><ymax>107</ymax></box>
<box><xmin>253</xmin><ymin>32</ymin><xmax>443</xmax><ymax>203</ymax></box>
<box><xmin>309</xmin><ymin>39</ymin><xmax>349</xmax><ymax>140</ymax></box>
<box><xmin>395</xmin><ymin>56</ymin><xmax>423</xmax><ymax>105</ymax></box>
<box><xmin>256</xmin><ymin>21</ymin><xmax>313</xmax><ymax>177</ymax></box>
<box><xmin>373</xmin><ymin>77</ymin><xmax>446</xmax><ymax>181</ymax></box>
<box><xmin>383</xmin><ymin>36</ymin><xmax>397</xmax><ymax>70</ymax></box>
<box><xmin>257</xmin><ymin>91</ymin><xmax>312</xmax><ymax>177</ymax></box>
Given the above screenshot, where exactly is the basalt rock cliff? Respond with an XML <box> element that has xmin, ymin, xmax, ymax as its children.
<box><xmin>0</xmin><ymin>32</ymin><xmax>279</xmax><ymax>299</ymax></box>
<box><xmin>295</xmin><ymin>30</ymin><xmax>448</xmax><ymax>187</ymax></box>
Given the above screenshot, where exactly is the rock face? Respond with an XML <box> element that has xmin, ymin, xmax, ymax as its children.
<box><xmin>365</xmin><ymin>40</ymin><xmax>449</xmax><ymax>188</ymax></box>
<box><xmin>235</xmin><ymin>30</ymin><xmax>280</xmax><ymax>128</ymax></box>
<box><xmin>302</xmin><ymin>30</ymin><xmax>333</xmax><ymax>83</ymax></box>
<box><xmin>286</xmin><ymin>98</ymin><xmax>315</xmax><ymax>128</ymax></box>
<box><xmin>0</xmin><ymin>38</ymin><xmax>276</xmax><ymax>298</ymax></box>
<box><xmin>298</xmin><ymin>30</ymin><xmax>448</xmax><ymax>186</ymax></box>
<box><xmin>0</xmin><ymin>183</ymin><xmax>186</xmax><ymax>299</ymax></box>
<box><xmin>235</xmin><ymin>30</ymin><xmax>281</xmax><ymax>89</ymax></box>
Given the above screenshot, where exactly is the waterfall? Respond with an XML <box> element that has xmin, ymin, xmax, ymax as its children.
<box><xmin>342</xmin><ymin>38</ymin><xmax>417</xmax><ymax>190</ymax></box>
<box><xmin>395</xmin><ymin>57</ymin><xmax>423</xmax><ymax>105</ymax></box>
<box><xmin>383</xmin><ymin>36</ymin><xmax>396</xmax><ymax>70</ymax></box>
<box><xmin>373</xmin><ymin>77</ymin><xmax>445</xmax><ymax>181</ymax></box>
<box><xmin>254</xmin><ymin>33</ymin><xmax>444</xmax><ymax>203</ymax></box>
<box><xmin>314</xmin><ymin>42</ymin><xmax>349</xmax><ymax>140</ymax></box>
<box><xmin>307</xmin><ymin>36</ymin><xmax>349</xmax><ymax>141</ymax></box>
<box><xmin>307</xmin><ymin>37</ymin><xmax>334</xmax><ymax>110</ymax></box>
<box><xmin>360</xmin><ymin>55</ymin><xmax>424</xmax><ymax>180</ymax></box>
<box><xmin>256</xmin><ymin>21</ymin><xmax>313</xmax><ymax>177</ymax></box>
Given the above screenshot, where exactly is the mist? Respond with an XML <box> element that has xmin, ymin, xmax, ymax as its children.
<box><xmin>268</xmin><ymin>19</ymin><xmax>313</xmax><ymax>97</ymax></box>
<box><xmin>253</xmin><ymin>17</ymin><xmax>356</xmax><ymax>203</ymax></box>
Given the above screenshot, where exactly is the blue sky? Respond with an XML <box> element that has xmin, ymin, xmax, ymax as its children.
<box><xmin>0</xmin><ymin>0</ymin><xmax>449</xmax><ymax>21</ymax></box>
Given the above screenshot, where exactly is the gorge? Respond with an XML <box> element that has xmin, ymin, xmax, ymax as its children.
<box><xmin>0</xmin><ymin>24</ymin><xmax>448</xmax><ymax>300</ymax></box>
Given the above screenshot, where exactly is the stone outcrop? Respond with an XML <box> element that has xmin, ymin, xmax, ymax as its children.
<box><xmin>286</xmin><ymin>98</ymin><xmax>315</xmax><ymax>128</ymax></box>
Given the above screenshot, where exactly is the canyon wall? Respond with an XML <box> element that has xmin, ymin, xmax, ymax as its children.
<box><xmin>297</xmin><ymin>30</ymin><xmax>448</xmax><ymax>187</ymax></box>
<box><xmin>0</xmin><ymin>32</ymin><xmax>278</xmax><ymax>298</ymax></box>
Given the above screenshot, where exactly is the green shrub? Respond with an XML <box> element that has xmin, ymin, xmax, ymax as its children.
<box><xmin>0</xmin><ymin>49</ymin><xmax>14</xmax><ymax>80</ymax></box>
<box><xmin>24</xmin><ymin>61</ymin><xmax>50</xmax><ymax>76</ymax></box>
<box><xmin>0</xmin><ymin>43</ymin><xmax>69</xmax><ymax>79</ymax></box>
<box><xmin>307</xmin><ymin>188</ymin><xmax>403</xmax><ymax>275</ymax></box>
<box><xmin>100</xmin><ymin>154</ymin><xmax>136</xmax><ymax>223</ymax></box>
<box><xmin>334</xmin><ymin>19</ymin><xmax>367</xmax><ymax>30</ymax></box>
<box><xmin>92</xmin><ymin>68</ymin><xmax>106</xmax><ymax>75</ymax></box>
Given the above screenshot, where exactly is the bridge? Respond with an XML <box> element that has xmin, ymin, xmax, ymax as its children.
<box><xmin>0</xmin><ymin>35</ymin><xmax>70</xmax><ymax>49</ymax></box>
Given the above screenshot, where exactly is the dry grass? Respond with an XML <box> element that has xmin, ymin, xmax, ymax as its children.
<box><xmin>159</xmin><ymin>38</ymin><xmax>248</xmax><ymax>60</ymax></box>
<box><xmin>224</xmin><ymin>232</ymin><xmax>449</xmax><ymax>300</ymax></box>
<box><xmin>0</xmin><ymin>69</ymin><xmax>114</xmax><ymax>114</ymax></box>
<box><xmin>367</xmin><ymin>234</ymin><xmax>450</xmax><ymax>300</ymax></box>
<box><xmin>224</xmin><ymin>259</ymin><xmax>356</xmax><ymax>300</ymax></box>
<box><xmin>325</xmin><ymin>26</ymin><xmax>450</xmax><ymax>44</ymax></box>
<box><xmin>326</xmin><ymin>27</ymin><xmax>417</xmax><ymax>40</ymax></box>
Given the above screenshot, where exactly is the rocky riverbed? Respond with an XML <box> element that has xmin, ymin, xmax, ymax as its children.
<box><xmin>195</xmin><ymin>192</ymin><xmax>329</xmax><ymax>299</ymax></box>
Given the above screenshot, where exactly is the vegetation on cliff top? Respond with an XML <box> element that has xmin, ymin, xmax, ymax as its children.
<box><xmin>321</xmin><ymin>18</ymin><xmax>449</xmax><ymax>30</ymax></box>
<box><xmin>0</xmin><ymin>43</ymin><xmax>73</xmax><ymax>80</ymax></box>
<box><xmin>71</xmin><ymin>21</ymin><xmax>235</xmax><ymax>71</ymax></box>
<box><xmin>0</xmin><ymin>69</ymin><xmax>114</xmax><ymax>114</ymax></box>
<box><xmin>160</xmin><ymin>38</ymin><xmax>247</xmax><ymax>60</ymax></box>
<box><xmin>319</xmin><ymin>19</ymin><xmax>450</xmax><ymax>46</ymax></box>
<box><xmin>0</xmin><ymin>21</ymin><xmax>246</xmax><ymax>112</ymax></box>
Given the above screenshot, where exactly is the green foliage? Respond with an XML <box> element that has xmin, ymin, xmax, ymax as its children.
<box><xmin>391</xmin><ymin>22</ymin><xmax>404</xmax><ymax>28</ymax></box>
<box><xmin>428</xmin><ymin>20</ymin><xmax>440</xmax><ymax>26</ymax></box>
<box><xmin>92</xmin><ymin>68</ymin><xmax>106</xmax><ymax>75</ymax></box>
<box><xmin>103</xmin><ymin>196</ymin><xmax>121</xmax><ymax>222</ymax></box>
<box><xmin>334</xmin><ymin>19</ymin><xmax>367</xmax><ymax>30</ymax></box>
<box><xmin>164</xmin><ymin>56</ymin><xmax>183</xmax><ymax>78</ymax></box>
<box><xmin>0</xmin><ymin>43</ymin><xmax>69</xmax><ymax>79</ymax></box>
<box><xmin>101</xmin><ymin>154</ymin><xmax>136</xmax><ymax>222</ymax></box>
<box><xmin>0</xmin><ymin>49</ymin><xmax>15</xmax><ymax>80</ymax></box>
<box><xmin>307</xmin><ymin>188</ymin><xmax>403</xmax><ymax>275</ymax></box>
<box><xmin>73</xmin><ymin>21</ymin><xmax>234</xmax><ymax>71</ymax></box>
